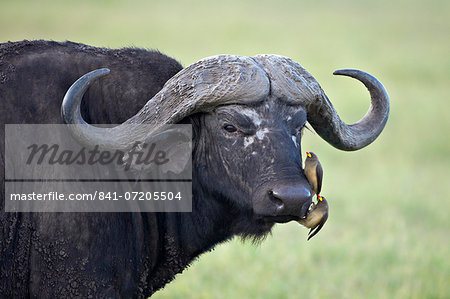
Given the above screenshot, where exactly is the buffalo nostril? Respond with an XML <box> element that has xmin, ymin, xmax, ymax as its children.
<box><xmin>268</xmin><ymin>190</ymin><xmax>284</xmax><ymax>210</ymax></box>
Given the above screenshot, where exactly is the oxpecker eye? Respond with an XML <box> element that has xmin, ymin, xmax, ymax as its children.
<box><xmin>223</xmin><ymin>124</ymin><xmax>238</xmax><ymax>133</ymax></box>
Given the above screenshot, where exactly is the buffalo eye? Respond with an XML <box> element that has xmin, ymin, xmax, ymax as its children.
<box><xmin>223</xmin><ymin>124</ymin><xmax>238</xmax><ymax>133</ymax></box>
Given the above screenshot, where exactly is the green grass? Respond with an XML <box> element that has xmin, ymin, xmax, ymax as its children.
<box><xmin>1</xmin><ymin>0</ymin><xmax>449</xmax><ymax>298</ymax></box>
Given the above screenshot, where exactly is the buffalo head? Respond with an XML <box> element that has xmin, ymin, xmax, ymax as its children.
<box><xmin>61</xmin><ymin>54</ymin><xmax>389</xmax><ymax>235</ymax></box>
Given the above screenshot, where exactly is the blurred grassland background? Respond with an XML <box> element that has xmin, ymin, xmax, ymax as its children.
<box><xmin>1</xmin><ymin>0</ymin><xmax>449</xmax><ymax>298</ymax></box>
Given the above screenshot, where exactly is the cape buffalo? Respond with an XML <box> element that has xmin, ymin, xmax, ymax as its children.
<box><xmin>0</xmin><ymin>40</ymin><xmax>389</xmax><ymax>297</ymax></box>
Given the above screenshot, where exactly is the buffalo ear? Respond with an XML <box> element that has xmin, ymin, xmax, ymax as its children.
<box><xmin>120</xmin><ymin>125</ymin><xmax>192</xmax><ymax>177</ymax></box>
<box><xmin>156</xmin><ymin>137</ymin><xmax>192</xmax><ymax>175</ymax></box>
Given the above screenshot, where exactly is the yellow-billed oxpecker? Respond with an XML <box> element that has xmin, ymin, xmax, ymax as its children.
<box><xmin>304</xmin><ymin>151</ymin><xmax>323</xmax><ymax>197</ymax></box>
<box><xmin>298</xmin><ymin>195</ymin><xmax>329</xmax><ymax>240</ymax></box>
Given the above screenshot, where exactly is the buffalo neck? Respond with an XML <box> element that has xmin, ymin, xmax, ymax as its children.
<box><xmin>147</xmin><ymin>182</ymin><xmax>237</xmax><ymax>295</ymax></box>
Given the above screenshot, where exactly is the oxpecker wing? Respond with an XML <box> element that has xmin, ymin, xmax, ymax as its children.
<box><xmin>315</xmin><ymin>161</ymin><xmax>323</xmax><ymax>195</ymax></box>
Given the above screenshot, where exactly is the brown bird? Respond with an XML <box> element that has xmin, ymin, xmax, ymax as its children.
<box><xmin>304</xmin><ymin>151</ymin><xmax>323</xmax><ymax>197</ymax></box>
<box><xmin>298</xmin><ymin>195</ymin><xmax>329</xmax><ymax>240</ymax></box>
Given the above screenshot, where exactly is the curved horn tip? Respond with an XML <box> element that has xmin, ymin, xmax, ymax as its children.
<box><xmin>67</xmin><ymin>68</ymin><xmax>111</xmax><ymax>90</ymax></box>
<box><xmin>87</xmin><ymin>68</ymin><xmax>110</xmax><ymax>77</ymax></box>
<box><xmin>76</xmin><ymin>68</ymin><xmax>111</xmax><ymax>83</ymax></box>
<box><xmin>61</xmin><ymin>68</ymin><xmax>111</xmax><ymax>125</ymax></box>
<box><xmin>332</xmin><ymin>68</ymin><xmax>389</xmax><ymax>98</ymax></box>
<box><xmin>333</xmin><ymin>69</ymin><xmax>366</xmax><ymax>77</ymax></box>
<box><xmin>332</xmin><ymin>69</ymin><xmax>386</xmax><ymax>89</ymax></box>
<box><xmin>309</xmin><ymin>68</ymin><xmax>390</xmax><ymax>151</ymax></box>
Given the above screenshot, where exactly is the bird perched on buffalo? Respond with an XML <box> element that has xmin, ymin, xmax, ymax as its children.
<box><xmin>298</xmin><ymin>195</ymin><xmax>329</xmax><ymax>240</ymax></box>
<box><xmin>304</xmin><ymin>151</ymin><xmax>323</xmax><ymax>197</ymax></box>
